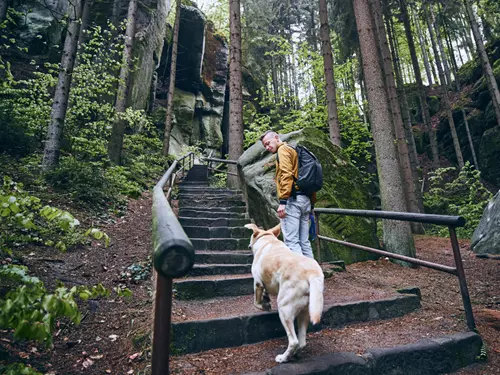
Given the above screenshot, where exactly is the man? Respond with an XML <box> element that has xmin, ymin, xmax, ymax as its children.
<box><xmin>260</xmin><ymin>131</ymin><xmax>316</xmax><ymax>258</ymax></box>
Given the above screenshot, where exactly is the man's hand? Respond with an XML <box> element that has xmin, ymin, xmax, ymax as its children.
<box><xmin>277</xmin><ymin>204</ymin><xmax>286</xmax><ymax>219</ymax></box>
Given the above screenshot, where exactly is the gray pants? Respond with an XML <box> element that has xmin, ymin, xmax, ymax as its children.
<box><xmin>280</xmin><ymin>194</ymin><xmax>314</xmax><ymax>258</ymax></box>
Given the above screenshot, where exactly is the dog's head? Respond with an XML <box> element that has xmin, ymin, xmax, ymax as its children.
<box><xmin>244</xmin><ymin>223</ymin><xmax>281</xmax><ymax>253</ymax></box>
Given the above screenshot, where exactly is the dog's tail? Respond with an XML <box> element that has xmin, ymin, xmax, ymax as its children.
<box><xmin>308</xmin><ymin>274</ymin><xmax>324</xmax><ymax>325</ymax></box>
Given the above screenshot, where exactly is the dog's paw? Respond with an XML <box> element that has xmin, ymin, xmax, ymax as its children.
<box><xmin>254</xmin><ymin>302</ymin><xmax>272</xmax><ymax>311</ymax></box>
<box><xmin>275</xmin><ymin>354</ymin><xmax>289</xmax><ymax>363</ymax></box>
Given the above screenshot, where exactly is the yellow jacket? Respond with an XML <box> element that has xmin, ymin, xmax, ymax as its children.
<box><xmin>275</xmin><ymin>143</ymin><xmax>317</xmax><ymax>206</ymax></box>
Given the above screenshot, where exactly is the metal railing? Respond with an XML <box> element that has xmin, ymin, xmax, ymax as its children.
<box><xmin>314</xmin><ymin>208</ymin><xmax>476</xmax><ymax>331</ymax></box>
<box><xmin>202</xmin><ymin>156</ymin><xmax>238</xmax><ymax>176</ymax></box>
<box><xmin>151</xmin><ymin>152</ymin><xmax>195</xmax><ymax>375</ymax></box>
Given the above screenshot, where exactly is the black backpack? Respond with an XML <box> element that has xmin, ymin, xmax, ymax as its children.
<box><xmin>277</xmin><ymin>144</ymin><xmax>323</xmax><ymax>195</ymax></box>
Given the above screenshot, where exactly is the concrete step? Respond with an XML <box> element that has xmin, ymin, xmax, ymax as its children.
<box><xmin>179</xmin><ymin>209</ymin><xmax>247</xmax><ymax>219</ymax></box>
<box><xmin>191</xmin><ymin>238</ymin><xmax>249</xmax><ymax>251</ymax></box>
<box><xmin>179</xmin><ymin>217</ymin><xmax>249</xmax><ymax>227</ymax></box>
<box><xmin>171</xmin><ymin>293</ymin><xmax>421</xmax><ymax>354</ymax></box>
<box><xmin>174</xmin><ymin>274</ymin><xmax>253</xmax><ymax>300</ymax></box>
<box><xmin>181</xmin><ymin>206</ymin><xmax>247</xmax><ymax>214</ymax></box>
<box><xmin>179</xmin><ymin>199</ymin><xmax>246</xmax><ymax>208</ymax></box>
<box><xmin>195</xmin><ymin>250</ymin><xmax>253</xmax><ymax>264</ymax></box>
<box><xmin>188</xmin><ymin>263</ymin><xmax>252</xmax><ymax>276</ymax></box>
<box><xmin>184</xmin><ymin>226</ymin><xmax>251</xmax><ymax>239</ymax></box>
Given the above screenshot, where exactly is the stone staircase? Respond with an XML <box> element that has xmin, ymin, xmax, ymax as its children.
<box><xmin>169</xmin><ymin>164</ymin><xmax>482</xmax><ymax>373</ymax></box>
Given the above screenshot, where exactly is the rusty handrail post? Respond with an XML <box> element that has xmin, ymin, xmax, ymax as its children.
<box><xmin>152</xmin><ymin>275</ymin><xmax>173</xmax><ymax>374</ymax></box>
<box><xmin>315</xmin><ymin>212</ymin><xmax>321</xmax><ymax>262</ymax></box>
<box><xmin>449</xmin><ymin>226</ymin><xmax>476</xmax><ymax>331</ymax></box>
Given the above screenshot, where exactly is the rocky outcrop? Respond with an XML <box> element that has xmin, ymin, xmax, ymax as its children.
<box><xmin>129</xmin><ymin>0</ymin><xmax>170</xmax><ymax>110</ymax></box>
<box><xmin>471</xmin><ymin>190</ymin><xmax>500</xmax><ymax>255</ymax></box>
<box><xmin>238</xmin><ymin>128</ymin><xmax>379</xmax><ymax>264</ymax></box>
<box><xmin>155</xmin><ymin>8</ymin><xmax>229</xmax><ymax>158</ymax></box>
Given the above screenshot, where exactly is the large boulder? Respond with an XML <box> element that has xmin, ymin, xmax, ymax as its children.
<box><xmin>479</xmin><ymin>127</ymin><xmax>500</xmax><ymax>185</ymax></box>
<box><xmin>471</xmin><ymin>190</ymin><xmax>500</xmax><ymax>255</ymax></box>
<box><xmin>238</xmin><ymin>128</ymin><xmax>379</xmax><ymax>264</ymax></box>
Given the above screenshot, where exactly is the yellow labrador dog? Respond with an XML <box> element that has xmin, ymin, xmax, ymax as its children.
<box><xmin>245</xmin><ymin>223</ymin><xmax>324</xmax><ymax>363</ymax></box>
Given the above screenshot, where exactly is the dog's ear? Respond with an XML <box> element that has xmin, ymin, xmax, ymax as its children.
<box><xmin>244</xmin><ymin>223</ymin><xmax>260</xmax><ymax>235</ymax></box>
<box><xmin>270</xmin><ymin>223</ymin><xmax>281</xmax><ymax>237</ymax></box>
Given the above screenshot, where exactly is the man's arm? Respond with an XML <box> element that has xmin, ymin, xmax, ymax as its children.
<box><xmin>277</xmin><ymin>146</ymin><xmax>295</xmax><ymax>205</ymax></box>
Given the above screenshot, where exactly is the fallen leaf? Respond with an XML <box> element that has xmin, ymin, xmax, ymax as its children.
<box><xmin>82</xmin><ymin>358</ymin><xmax>94</xmax><ymax>368</ymax></box>
<box><xmin>109</xmin><ymin>334</ymin><xmax>119</xmax><ymax>342</ymax></box>
<box><xmin>95</xmin><ymin>336</ymin><xmax>102</xmax><ymax>342</ymax></box>
<box><xmin>90</xmin><ymin>354</ymin><xmax>104</xmax><ymax>359</ymax></box>
<box><xmin>18</xmin><ymin>352</ymin><xmax>29</xmax><ymax>359</ymax></box>
<box><xmin>129</xmin><ymin>352</ymin><xmax>140</xmax><ymax>360</ymax></box>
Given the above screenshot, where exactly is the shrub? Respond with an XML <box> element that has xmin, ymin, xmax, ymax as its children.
<box><xmin>424</xmin><ymin>162</ymin><xmax>493</xmax><ymax>238</ymax></box>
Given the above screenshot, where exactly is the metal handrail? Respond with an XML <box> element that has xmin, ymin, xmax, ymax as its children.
<box><xmin>201</xmin><ymin>156</ymin><xmax>239</xmax><ymax>176</ymax></box>
<box><xmin>314</xmin><ymin>208</ymin><xmax>476</xmax><ymax>331</ymax></box>
<box><xmin>151</xmin><ymin>151</ymin><xmax>195</xmax><ymax>375</ymax></box>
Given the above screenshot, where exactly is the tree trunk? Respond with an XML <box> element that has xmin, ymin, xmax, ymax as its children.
<box><xmin>442</xmin><ymin>16</ymin><xmax>459</xmax><ymax>81</ymax></box>
<box><xmin>412</xmin><ymin>6</ymin><xmax>433</xmax><ymax>86</ymax></box>
<box><xmin>162</xmin><ymin>0</ymin><xmax>181</xmax><ymax>156</ymax></box>
<box><xmin>431</xmin><ymin>6</ymin><xmax>453</xmax><ymax>88</ymax></box>
<box><xmin>0</xmin><ymin>0</ymin><xmax>10</xmax><ymax>23</ymax></box>
<box><xmin>42</xmin><ymin>0</ymin><xmax>84</xmax><ymax>170</ymax></box>
<box><xmin>425</xmin><ymin>4</ymin><xmax>446</xmax><ymax>86</ymax></box>
<box><xmin>108</xmin><ymin>0</ymin><xmax>137</xmax><ymax>164</ymax></box>
<box><xmin>78</xmin><ymin>0</ymin><xmax>92</xmax><ymax>47</ymax></box>
<box><xmin>400</xmin><ymin>0</ymin><xmax>440</xmax><ymax>169</ymax></box>
<box><xmin>353</xmin><ymin>0</ymin><xmax>416</xmax><ymax>264</ymax></box>
<box><xmin>271</xmin><ymin>54</ymin><xmax>279</xmax><ymax>102</ymax></box>
<box><xmin>426</xmin><ymin>3</ymin><xmax>464</xmax><ymax>168</ymax></box>
<box><xmin>459</xmin><ymin>13</ymin><xmax>474</xmax><ymax>57</ymax></box>
<box><xmin>319</xmin><ymin>0</ymin><xmax>341</xmax><ymax>147</ymax></box>
<box><xmin>112</xmin><ymin>0</ymin><xmax>123</xmax><ymax>28</ymax></box>
<box><xmin>464</xmin><ymin>0</ymin><xmax>500</xmax><ymax>128</ymax></box>
<box><xmin>387</xmin><ymin>8</ymin><xmax>424</xmax><ymax>213</ymax></box>
<box><xmin>372</xmin><ymin>0</ymin><xmax>422</xmax><ymax>233</ymax></box>
<box><xmin>228</xmin><ymin>0</ymin><xmax>244</xmax><ymax>188</ymax></box>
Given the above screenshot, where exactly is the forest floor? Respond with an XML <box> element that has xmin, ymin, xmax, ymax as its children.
<box><xmin>1</xmin><ymin>193</ymin><xmax>499</xmax><ymax>375</ymax></box>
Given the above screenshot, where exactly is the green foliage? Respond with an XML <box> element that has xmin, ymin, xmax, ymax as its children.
<box><xmin>0</xmin><ymin>176</ymin><xmax>109</xmax><ymax>253</ymax></box>
<box><xmin>0</xmin><ymin>265</ymin><xmax>109</xmax><ymax>347</ymax></box>
<box><xmin>424</xmin><ymin>162</ymin><xmax>493</xmax><ymax>238</ymax></box>
<box><xmin>210</xmin><ymin>172</ymin><xmax>228</xmax><ymax>188</ymax></box>
<box><xmin>0</xmin><ymin>363</ymin><xmax>43</xmax><ymax>375</ymax></box>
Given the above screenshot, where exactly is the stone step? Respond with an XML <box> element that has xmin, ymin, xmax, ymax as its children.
<box><xmin>243</xmin><ymin>332</ymin><xmax>481</xmax><ymax>375</ymax></box>
<box><xmin>179</xmin><ymin>209</ymin><xmax>247</xmax><ymax>219</ymax></box>
<box><xmin>191</xmin><ymin>238</ymin><xmax>249</xmax><ymax>251</ymax></box>
<box><xmin>195</xmin><ymin>250</ymin><xmax>253</xmax><ymax>264</ymax></box>
<box><xmin>181</xmin><ymin>206</ymin><xmax>247</xmax><ymax>214</ymax></box>
<box><xmin>188</xmin><ymin>263</ymin><xmax>252</xmax><ymax>276</ymax></box>
<box><xmin>184</xmin><ymin>226</ymin><xmax>251</xmax><ymax>239</ymax></box>
<box><xmin>178</xmin><ymin>193</ymin><xmax>244</xmax><ymax>200</ymax></box>
<box><xmin>179</xmin><ymin>181</ymin><xmax>209</xmax><ymax>186</ymax></box>
<box><xmin>180</xmin><ymin>217</ymin><xmax>249</xmax><ymax>227</ymax></box>
<box><xmin>171</xmin><ymin>293</ymin><xmax>421</xmax><ymax>354</ymax></box>
<box><xmin>174</xmin><ymin>274</ymin><xmax>254</xmax><ymax>300</ymax></box>
<box><xmin>178</xmin><ymin>186</ymin><xmax>242</xmax><ymax>195</ymax></box>
<box><xmin>179</xmin><ymin>199</ymin><xmax>246</xmax><ymax>208</ymax></box>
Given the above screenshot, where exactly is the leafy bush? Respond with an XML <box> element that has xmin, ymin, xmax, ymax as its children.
<box><xmin>424</xmin><ymin>162</ymin><xmax>493</xmax><ymax>238</ymax></box>
<box><xmin>0</xmin><ymin>265</ymin><xmax>110</xmax><ymax>346</ymax></box>
<box><xmin>0</xmin><ymin>176</ymin><xmax>109</xmax><ymax>253</ymax></box>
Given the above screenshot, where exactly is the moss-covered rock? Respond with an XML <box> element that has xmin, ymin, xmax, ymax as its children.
<box><xmin>239</xmin><ymin>128</ymin><xmax>379</xmax><ymax>264</ymax></box>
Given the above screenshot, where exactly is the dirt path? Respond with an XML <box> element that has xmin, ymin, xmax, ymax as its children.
<box><xmin>1</xmin><ymin>194</ymin><xmax>498</xmax><ymax>374</ymax></box>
